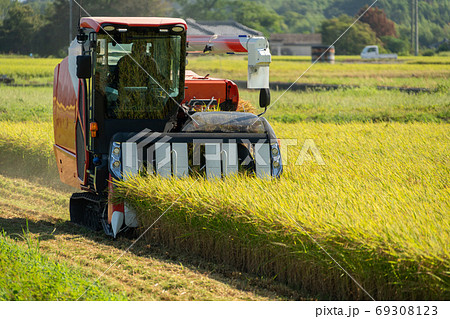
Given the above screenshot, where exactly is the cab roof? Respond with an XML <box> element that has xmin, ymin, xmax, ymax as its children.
<box><xmin>80</xmin><ymin>17</ymin><xmax>187</xmax><ymax>32</ymax></box>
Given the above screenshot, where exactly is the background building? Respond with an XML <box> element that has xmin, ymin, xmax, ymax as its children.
<box><xmin>186</xmin><ymin>18</ymin><xmax>262</xmax><ymax>36</ymax></box>
<box><xmin>269</xmin><ymin>33</ymin><xmax>322</xmax><ymax>56</ymax></box>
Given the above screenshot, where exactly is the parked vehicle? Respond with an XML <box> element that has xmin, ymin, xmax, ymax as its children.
<box><xmin>361</xmin><ymin>45</ymin><xmax>397</xmax><ymax>59</ymax></box>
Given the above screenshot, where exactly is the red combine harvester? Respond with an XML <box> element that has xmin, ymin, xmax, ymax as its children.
<box><xmin>53</xmin><ymin>17</ymin><xmax>282</xmax><ymax>237</ymax></box>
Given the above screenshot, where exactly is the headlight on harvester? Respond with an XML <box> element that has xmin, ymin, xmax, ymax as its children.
<box><xmin>110</xmin><ymin>142</ymin><xmax>122</xmax><ymax>179</ymax></box>
<box><xmin>271</xmin><ymin>147</ymin><xmax>279</xmax><ymax>157</ymax></box>
<box><xmin>270</xmin><ymin>142</ymin><xmax>282</xmax><ymax>178</ymax></box>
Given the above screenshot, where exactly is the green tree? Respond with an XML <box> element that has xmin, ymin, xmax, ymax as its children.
<box><xmin>175</xmin><ymin>0</ymin><xmax>285</xmax><ymax>35</ymax></box>
<box><xmin>85</xmin><ymin>0</ymin><xmax>171</xmax><ymax>17</ymax></box>
<box><xmin>282</xmin><ymin>11</ymin><xmax>311</xmax><ymax>33</ymax></box>
<box><xmin>380</xmin><ymin>36</ymin><xmax>409</xmax><ymax>54</ymax></box>
<box><xmin>32</xmin><ymin>0</ymin><xmax>72</xmax><ymax>57</ymax></box>
<box><xmin>173</xmin><ymin>0</ymin><xmax>228</xmax><ymax>20</ymax></box>
<box><xmin>31</xmin><ymin>0</ymin><xmax>172</xmax><ymax>57</ymax></box>
<box><xmin>229</xmin><ymin>0</ymin><xmax>285</xmax><ymax>35</ymax></box>
<box><xmin>324</xmin><ymin>0</ymin><xmax>370</xmax><ymax>19</ymax></box>
<box><xmin>0</xmin><ymin>0</ymin><xmax>12</xmax><ymax>22</ymax></box>
<box><xmin>0</xmin><ymin>3</ymin><xmax>41</xmax><ymax>54</ymax></box>
<box><xmin>22</xmin><ymin>0</ymin><xmax>50</xmax><ymax>15</ymax></box>
<box><xmin>321</xmin><ymin>14</ymin><xmax>378</xmax><ymax>55</ymax></box>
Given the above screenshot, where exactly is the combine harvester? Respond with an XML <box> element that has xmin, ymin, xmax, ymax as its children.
<box><xmin>53</xmin><ymin>17</ymin><xmax>282</xmax><ymax>237</ymax></box>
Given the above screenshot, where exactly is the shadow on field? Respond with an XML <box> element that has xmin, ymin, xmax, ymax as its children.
<box><xmin>0</xmin><ymin>214</ymin><xmax>308</xmax><ymax>300</ymax></box>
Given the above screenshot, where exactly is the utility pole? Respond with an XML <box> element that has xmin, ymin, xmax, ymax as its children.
<box><xmin>415</xmin><ymin>0</ymin><xmax>419</xmax><ymax>56</ymax></box>
<box><xmin>69</xmin><ymin>0</ymin><xmax>73</xmax><ymax>43</ymax></box>
<box><xmin>411</xmin><ymin>0</ymin><xmax>419</xmax><ymax>56</ymax></box>
<box><xmin>411</xmin><ymin>0</ymin><xmax>414</xmax><ymax>54</ymax></box>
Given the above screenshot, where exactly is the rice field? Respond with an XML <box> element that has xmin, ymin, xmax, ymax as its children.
<box><xmin>113</xmin><ymin>122</ymin><xmax>450</xmax><ymax>300</ymax></box>
<box><xmin>0</xmin><ymin>121</ymin><xmax>53</xmax><ymax>160</ymax></box>
<box><xmin>0</xmin><ymin>56</ymin><xmax>59</xmax><ymax>85</ymax></box>
<box><xmin>2</xmin><ymin>54</ymin><xmax>449</xmax><ymax>88</ymax></box>
<box><xmin>0</xmin><ymin>54</ymin><xmax>449</xmax><ymax>300</ymax></box>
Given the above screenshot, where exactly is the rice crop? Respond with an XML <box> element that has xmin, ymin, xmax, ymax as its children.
<box><xmin>0</xmin><ymin>121</ymin><xmax>55</xmax><ymax>179</ymax></box>
<box><xmin>0</xmin><ymin>55</ymin><xmax>59</xmax><ymax>84</ymax></box>
<box><xmin>0</xmin><ymin>121</ymin><xmax>53</xmax><ymax>159</ymax></box>
<box><xmin>114</xmin><ymin>122</ymin><xmax>450</xmax><ymax>300</ymax></box>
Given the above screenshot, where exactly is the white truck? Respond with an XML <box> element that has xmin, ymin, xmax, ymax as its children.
<box><xmin>361</xmin><ymin>45</ymin><xmax>397</xmax><ymax>59</ymax></box>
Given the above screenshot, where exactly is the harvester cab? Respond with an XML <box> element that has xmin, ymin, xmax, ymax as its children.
<box><xmin>53</xmin><ymin>17</ymin><xmax>282</xmax><ymax>237</ymax></box>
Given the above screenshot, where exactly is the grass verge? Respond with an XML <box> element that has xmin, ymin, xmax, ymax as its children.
<box><xmin>0</xmin><ymin>227</ymin><xmax>123</xmax><ymax>300</ymax></box>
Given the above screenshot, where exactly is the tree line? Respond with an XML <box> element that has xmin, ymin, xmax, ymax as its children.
<box><xmin>0</xmin><ymin>0</ymin><xmax>448</xmax><ymax>56</ymax></box>
<box><xmin>0</xmin><ymin>0</ymin><xmax>171</xmax><ymax>56</ymax></box>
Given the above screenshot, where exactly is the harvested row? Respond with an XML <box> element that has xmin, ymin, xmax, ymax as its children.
<box><xmin>0</xmin><ymin>124</ymin><xmax>302</xmax><ymax>300</ymax></box>
<box><xmin>0</xmin><ymin>173</ymin><xmax>302</xmax><ymax>301</ymax></box>
<box><xmin>0</xmin><ymin>86</ymin><xmax>53</xmax><ymax>122</ymax></box>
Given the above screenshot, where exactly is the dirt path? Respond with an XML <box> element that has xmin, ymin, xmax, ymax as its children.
<box><xmin>0</xmin><ymin>174</ymin><xmax>304</xmax><ymax>300</ymax></box>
